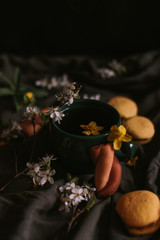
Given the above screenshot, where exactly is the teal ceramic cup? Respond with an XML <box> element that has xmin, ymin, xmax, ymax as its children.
<box><xmin>51</xmin><ymin>99</ymin><xmax>135</xmax><ymax>174</ymax></box>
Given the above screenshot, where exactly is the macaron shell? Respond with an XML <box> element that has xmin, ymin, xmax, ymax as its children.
<box><xmin>116</xmin><ymin>190</ymin><xmax>160</xmax><ymax>228</ymax></box>
<box><xmin>128</xmin><ymin>220</ymin><xmax>160</xmax><ymax>236</ymax></box>
<box><xmin>123</xmin><ymin>116</ymin><xmax>155</xmax><ymax>140</ymax></box>
<box><xmin>107</xmin><ymin>96</ymin><xmax>138</xmax><ymax>119</ymax></box>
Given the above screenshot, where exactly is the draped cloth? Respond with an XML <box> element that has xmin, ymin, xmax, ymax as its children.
<box><xmin>0</xmin><ymin>51</ymin><xmax>160</xmax><ymax>239</ymax></box>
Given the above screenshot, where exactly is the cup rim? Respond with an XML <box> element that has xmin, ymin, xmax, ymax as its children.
<box><xmin>52</xmin><ymin>99</ymin><xmax>120</xmax><ymax>139</ymax></box>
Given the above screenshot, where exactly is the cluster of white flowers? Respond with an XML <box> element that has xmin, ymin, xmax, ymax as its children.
<box><xmin>26</xmin><ymin>154</ymin><xmax>56</xmax><ymax>186</ymax></box>
<box><xmin>35</xmin><ymin>74</ymin><xmax>69</xmax><ymax>90</ymax></box>
<box><xmin>97</xmin><ymin>60</ymin><xmax>126</xmax><ymax>79</ymax></box>
<box><xmin>83</xmin><ymin>93</ymin><xmax>101</xmax><ymax>101</ymax></box>
<box><xmin>0</xmin><ymin>121</ymin><xmax>22</xmax><ymax>142</ymax></box>
<box><xmin>97</xmin><ymin>68</ymin><xmax>116</xmax><ymax>79</ymax></box>
<box><xmin>59</xmin><ymin>182</ymin><xmax>96</xmax><ymax>212</ymax></box>
<box><xmin>56</xmin><ymin>82</ymin><xmax>79</xmax><ymax>105</ymax></box>
<box><xmin>23</xmin><ymin>106</ymin><xmax>40</xmax><ymax>120</ymax></box>
<box><xmin>45</xmin><ymin>106</ymin><xmax>65</xmax><ymax>124</ymax></box>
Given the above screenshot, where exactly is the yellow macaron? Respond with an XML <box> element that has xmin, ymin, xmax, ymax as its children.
<box><xmin>116</xmin><ymin>190</ymin><xmax>160</xmax><ymax>236</ymax></box>
<box><xmin>123</xmin><ymin>116</ymin><xmax>155</xmax><ymax>143</ymax></box>
<box><xmin>107</xmin><ymin>96</ymin><xmax>138</xmax><ymax>119</ymax></box>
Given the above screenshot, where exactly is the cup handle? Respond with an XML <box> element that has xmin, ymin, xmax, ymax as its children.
<box><xmin>114</xmin><ymin>141</ymin><xmax>135</xmax><ymax>162</ymax></box>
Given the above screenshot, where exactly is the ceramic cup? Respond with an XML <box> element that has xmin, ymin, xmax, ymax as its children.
<box><xmin>51</xmin><ymin>99</ymin><xmax>135</xmax><ymax>174</ymax></box>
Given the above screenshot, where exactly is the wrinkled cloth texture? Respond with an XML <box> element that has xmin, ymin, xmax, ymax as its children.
<box><xmin>0</xmin><ymin>51</ymin><xmax>160</xmax><ymax>239</ymax></box>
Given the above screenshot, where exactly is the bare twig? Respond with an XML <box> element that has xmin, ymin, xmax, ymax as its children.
<box><xmin>29</xmin><ymin>120</ymin><xmax>37</xmax><ymax>162</ymax></box>
<box><xmin>0</xmin><ymin>168</ymin><xmax>27</xmax><ymax>192</ymax></box>
<box><xmin>9</xmin><ymin>144</ymin><xmax>18</xmax><ymax>175</ymax></box>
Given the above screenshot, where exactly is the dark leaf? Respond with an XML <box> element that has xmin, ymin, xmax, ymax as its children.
<box><xmin>0</xmin><ymin>71</ymin><xmax>15</xmax><ymax>90</ymax></box>
<box><xmin>0</xmin><ymin>87</ymin><xmax>14</xmax><ymax>96</ymax></box>
<box><xmin>14</xmin><ymin>68</ymin><xmax>21</xmax><ymax>92</ymax></box>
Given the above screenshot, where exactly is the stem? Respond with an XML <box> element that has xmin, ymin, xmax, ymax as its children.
<box><xmin>13</xmin><ymin>95</ymin><xmax>21</xmax><ymax>111</ymax></box>
<box><xmin>9</xmin><ymin>144</ymin><xmax>18</xmax><ymax>175</ymax></box>
<box><xmin>0</xmin><ymin>168</ymin><xmax>27</xmax><ymax>192</ymax></box>
<box><xmin>65</xmin><ymin>206</ymin><xmax>86</xmax><ymax>240</ymax></box>
<box><xmin>32</xmin><ymin>119</ymin><xmax>36</xmax><ymax>137</ymax></box>
<box><xmin>29</xmin><ymin>119</ymin><xmax>36</xmax><ymax>162</ymax></box>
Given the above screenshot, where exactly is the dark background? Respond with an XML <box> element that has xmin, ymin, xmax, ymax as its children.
<box><xmin>0</xmin><ymin>1</ymin><xmax>160</xmax><ymax>57</ymax></box>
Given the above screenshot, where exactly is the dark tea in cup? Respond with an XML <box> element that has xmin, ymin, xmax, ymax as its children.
<box><xmin>56</xmin><ymin>105</ymin><xmax>118</xmax><ymax>135</ymax></box>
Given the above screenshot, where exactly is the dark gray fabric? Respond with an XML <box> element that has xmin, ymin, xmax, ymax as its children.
<box><xmin>0</xmin><ymin>52</ymin><xmax>160</xmax><ymax>239</ymax></box>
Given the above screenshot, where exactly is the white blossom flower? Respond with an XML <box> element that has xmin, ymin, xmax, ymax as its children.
<box><xmin>97</xmin><ymin>68</ymin><xmax>116</xmax><ymax>79</ymax></box>
<box><xmin>39</xmin><ymin>169</ymin><xmax>56</xmax><ymax>185</ymax></box>
<box><xmin>47</xmin><ymin>77</ymin><xmax>59</xmax><ymax>90</ymax></box>
<box><xmin>26</xmin><ymin>162</ymin><xmax>41</xmax><ymax>185</ymax></box>
<box><xmin>48</xmin><ymin>107</ymin><xmax>65</xmax><ymax>124</ymax></box>
<box><xmin>59</xmin><ymin>195</ymin><xmax>71</xmax><ymax>212</ymax></box>
<box><xmin>66</xmin><ymin>82</ymin><xmax>76</xmax><ymax>91</ymax></box>
<box><xmin>59</xmin><ymin>182</ymin><xmax>76</xmax><ymax>193</ymax></box>
<box><xmin>40</xmin><ymin>154</ymin><xmax>57</xmax><ymax>165</ymax></box>
<box><xmin>56</xmin><ymin>81</ymin><xmax>79</xmax><ymax>106</ymax></box>
<box><xmin>26</xmin><ymin>154</ymin><xmax>56</xmax><ymax>187</ymax></box>
<box><xmin>69</xmin><ymin>187</ymin><xmax>85</xmax><ymax>206</ymax></box>
<box><xmin>23</xmin><ymin>106</ymin><xmax>40</xmax><ymax>120</ymax></box>
<box><xmin>26</xmin><ymin>162</ymin><xmax>40</xmax><ymax>172</ymax></box>
<box><xmin>56</xmin><ymin>92</ymin><xmax>69</xmax><ymax>104</ymax></box>
<box><xmin>0</xmin><ymin>121</ymin><xmax>23</xmax><ymax>141</ymax></box>
<box><xmin>59</xmin><ymin>74</ymin><xmax>69</xmax><ymax>87</ymax></box>
<box><xmin>82</xmin><ymin>185</ymin><xmax>96</xmax><ymax>201</ymax></box>
<box><xmin>83</xmin><ymin>93</ymin><xmax>101</xmax><ymax>100</ymax></box>
<box><xmin>11</xmin><ymin>121</ymin><xmax>22</xmax><ymax>132</ymax></box>
<box><xmin>35</xmin><ymin>78</ymin><xmax>48</xmax><ymax>87</ymax></box>
<box><xmin>35</xmin><ymin>74</ymin><xmax>70</xmax><ymax>90</ymax></box>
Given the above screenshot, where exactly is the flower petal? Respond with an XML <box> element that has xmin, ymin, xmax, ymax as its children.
<box><xmin>96</xmin><ymin>126</ymin><xmax>104</xmax><ymax>131</ymax></box>
<box><xmin>118</xmin><ymin>125</ymin><xmax>126</xmax><ymax>135</ymax></box>
<box><xmin>107</xmin><ymin>132</ymin><xmax>116</xmax><ymax>141</ymax></box>
<box><xmin>113</xmin><ymin>139</ymin><xmax>122</xmax><ymax>150</ymax></box>
<box><xmin>110</xmin><ymin>125</ymin><xmax>118</xmax><ymax>131</ymax></box>
<box><xmin>80</xmin><ymin>125</ymin><xmax>89</xmax><ymax>130</ymax></box>
<box><xmin>40</xmin><ymin>177</ymin><xmax>47</xmax><ymax>186</ymax></box>
<box><xmin>82</xmin><ymin>131</ymin><xmax>91</xmax><ymax>136</ymax></box>
<box><xmin>121</xmin><ymin>133</ymin><xmax>132</xmax><ymax>142</ymax></box>
<box><xmin>69</xmin><ymin>194</ymin><xmax>75</xmax><ymax>199</ymax></box>
<box><xmin>88</xmin><ymin>121</ymin><xmax>97</xmax><ymax>128</ymax></box>
<box><xmin>48</xmin><ymin>177</ymin><xmax>54</xmax><ymax>184</ymax></box>
<box><xmin>91</xmin><ymin>130</ymin><xmax>100</xmax><ymax>135</ymax></box>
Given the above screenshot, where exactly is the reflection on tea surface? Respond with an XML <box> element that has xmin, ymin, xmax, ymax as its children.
<box><xmin>56</xmin><ymin>107</ymin><xmax>118</xmax><ymax>135</ymax></box>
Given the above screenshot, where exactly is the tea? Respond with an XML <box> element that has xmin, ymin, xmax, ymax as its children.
<box><xmin>56</xmin><ymin>106</ymin><xmax>118</xmax><ymax>135</ymax></box>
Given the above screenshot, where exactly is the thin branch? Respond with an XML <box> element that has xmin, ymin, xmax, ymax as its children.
<box><xmin>29</xmin><ymin>120</ymin><xmax>37</xmax><ymax>162</ymax></box>
<box><xmin>0</xmin><ymin>168</ymin><xmax>27</xmax><ymax>192</ymax></box>
<box><xmin>9</xmin><ymin>144</ymin><xmax>18</xmax><ymax>175</ymax></box>
<box><xmin>66</xmin><ymin>207</ymin><xmax>86</xmax><ymax>235</ymax></box>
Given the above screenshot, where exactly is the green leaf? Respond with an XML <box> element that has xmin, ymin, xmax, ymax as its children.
<box><xmin>29</xmin><ymin>97</ymin><xmax>36</xmax><ymax>107</ymax></box>
<box><xmin>32</xmin><ymin>88</ymin><xmax>48</xmax><ymax>98</ymax></box>
<box><xmin>14</xmin><ymin>68</ymin><xmax>20</xmax><ymax>92</ymax></box>
<box><xmin>23</xmin><ymin>95</ymin><xmax>30</xmax><ymax>104</ymax></box>
<box><xmin>0</xmin><ymin>87</ymin><xmax>14</xmax><ymax>96</ymax></box>
<box><xmin>66</xmin><ymin>173</ymin><xmax>72</xmax><ymax>181</ymax></box>
<box><xmin>86</xmin><ymin>195</ymin><xmax>96</xmax><ymax>211</ymax></box>
<box><xmin>13</xmin><ymin>95</ymin><xmax>22</xmax><ymax>111</ymax></box>
<box><xmin>0</xmin><ymin>71</ymin><xmax>15</xmax><ymax>90</ymax></box>
<box><xmin>71</xmin><ymin>177</ymin><xmax>79</xmax><ymax>184</ymax></box>
<box><xmin>40</xmin><ymin>112</ymin><xmax>50</xmax><ymax>126</ymax></box>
